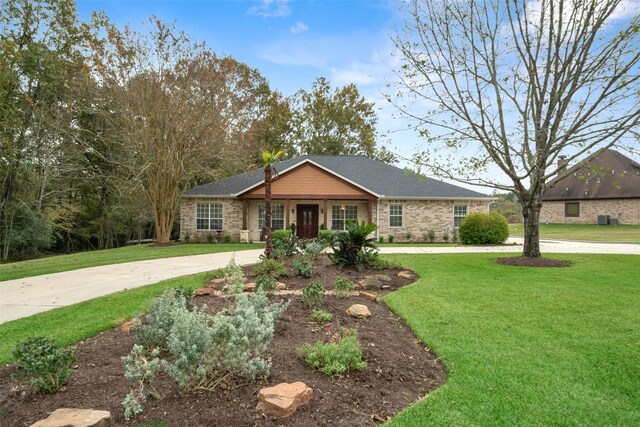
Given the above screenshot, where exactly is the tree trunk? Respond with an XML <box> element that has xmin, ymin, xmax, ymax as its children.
<box><xmin>264</xmin><ymin>165</ymin><xmax>273</xmax><ymax>259</ymax></box>
<box><xmin>522</xmin><ymin>203</ymin><xmax>542</xmax><ymax>258</ymax></box>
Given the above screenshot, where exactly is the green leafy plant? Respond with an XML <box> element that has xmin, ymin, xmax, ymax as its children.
<box><xmin>271</xmin><ymin>230</ymin><xmax>298</xmax><ymax>259</ymax></box>
<box><xmin>121</xmin><ymin>345</ymin><xmax>162</xmax><ymax>419</ymax></box>
<box><xmin>334</xmin><ymin>277</ymin><xmax>354</xmax><ymax>298</ymax></box>
<box><xmin>223</xmin><ymin>235</ymin><xmax>233</xmax><ymax>244</ymax></box>
<box><xmin>183</xmin><ymin>233</ymin><xmax>191</xmax><ymax>243</ymax></box>
<box><xmin>302</xmin><ymin>281</ymin><xmax>325</xmax><ymax>307</ymax></box>
<box><xmin>427</xmin><ymin>230</ymin><xmax>436</xmax><ymax>243</ymax></box>
<box><xmin>223</xmin><ymin>255</ymin><xmax>245</xmax><ymax>295</ymax></box>
<box><xmin>443</xmin><ymin>230</ymin><xmax>450</xmax><ymax>242</ymax></box>
<box><xmin>387</xmin><ymin>235</ymin><xmax>394</xmax><ymax>243</ymax></box>
<box><xmin>452</xmin><ymin>228</ymin><xmax>459</xmax><ymax>243</ymax></box>
<box><xmin>317</xmin><ymin>229</ymin><xmax>334</xmax><ymax>245</ymax></box>
<box><xmin>405</xmin><ymin>232</ymin><xmax>413</xmax><ymax>242</ymax></box>
<box><xmin>459</xmin><ymin>211</ymin><xmax>509</xmax><ymax>245</ymax></box>
<box><xmin>293</xmin><ymin>259</ymin><xmax>313</xmax><ymax>278</ymax></box>
<box><xmin>378</xmin><ymin>236</ymin><xmax>384</xmax><ymax>243</ymax></box>
<box><xmin>12</xmin><ymin>337</ymin><xmax>75</xmax><ymax>393</ymax></box>
<box><xmin>330</xmin><ymin>220</ymin><xmax>378</xmax><ymax>268</ymax></box>
<box><xmin>297</xmin><ymin>328</ymin><xmax>367</xmax><ymax>378</ymax></box>
<box><xmin>252</xmin><ymin>258</ymin><xmax>287</xmax><ymax>278</ymax></box>
<box><xmin>207</xmin><ymin>233</ymin><xmax>216</xmax><ymax>243</ymax></box>
<box><xmin>256</xmin><ymin>275</ymin><xmax>277</xmax><ymax>294</ymax></box>
<box><xmin>367</xmin><ymin>255</ymin><xmax>405</xmax><ymax>271</ymax></box>
<box><xmin>310</xmin><ymin>309</ymin><xmax>333</xmax><ymax>323</ymax></box>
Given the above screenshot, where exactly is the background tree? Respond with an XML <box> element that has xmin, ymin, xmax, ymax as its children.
<box><xmin>293</xmin><ymin>77</ymin><xmax>394</xmax><ymax>162</ymax></box>
<box><xmin>96</xmin><ymin>17</ymin><xmax>269</xmax><ymax>244</ymax></box>
<box><xmin>392</xmin><ymin>0</ymin><xmax>640</xmax><ymax>257</ymax></box>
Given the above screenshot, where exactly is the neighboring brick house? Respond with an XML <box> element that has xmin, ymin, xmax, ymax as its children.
<box><xmin>541</xmin><ymin>149</ymin><xmax>640</xmax><ymax>225</ymax></box>
<box><xmin>180</xmin><ymin>155</ymin><xmax>492</xmax><ymax>242</ymax></box>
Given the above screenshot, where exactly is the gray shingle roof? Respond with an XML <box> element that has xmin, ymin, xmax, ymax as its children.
<box><xmin>183</xmin><ymin>155</ymin><xmax>489</xmax><ymax>199</ymax></box>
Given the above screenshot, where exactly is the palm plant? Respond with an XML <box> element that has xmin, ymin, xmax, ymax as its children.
<box><xmin>330</xmin><ymin>220</ymin><xmax>378</xmax><ymax>268</ymax></box>
<box><xmin>262</xmin><ymin>149</ymin><xmax>286</xmax><ymax>259</ymax></box>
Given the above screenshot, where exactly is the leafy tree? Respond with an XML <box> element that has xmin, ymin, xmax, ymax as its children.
<box><xmin>96</xmin><ymin>17</ymin><xmax>269</xmax><ymax>244</ymax></box>
<box><xmin>261</xmin><ymin>149</ymin><xmax>287</xmax><ymax>259</ymax></box>
<box><xmin>293</xmin><ymin>77</ymin><xmax>394</xmax><ymax>162</ymax></box>
<box><xmin>392</xmin><ymin>0</ymin><xmax>640</xmax><ymax>257</ymax></box>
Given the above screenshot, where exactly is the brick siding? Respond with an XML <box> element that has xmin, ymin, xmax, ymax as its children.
<box><xmin>540</xmin><ymin>199</ymin><xmax>640</xmax><ymax>224</ymax></box>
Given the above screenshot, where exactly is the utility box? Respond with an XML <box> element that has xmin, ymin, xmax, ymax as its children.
<box><xmin>597</xmin><ymin>215</ymin><xmax>610</xmax><ymax>225</ymax></box>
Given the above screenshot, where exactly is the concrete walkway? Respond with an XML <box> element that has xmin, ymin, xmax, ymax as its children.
<box><xmin>1</xmin><ymin>240</ymin><xmax>638</xmax><ymax>323</ymax></box>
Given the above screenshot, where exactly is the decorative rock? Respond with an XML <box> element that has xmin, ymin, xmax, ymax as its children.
<box><xmin>256</xmin><ymin>382</ymin><xmax>313</xmax><ymax>418</ymax></box>
<box><xmin>397</xmin><ymin>271</ymin><xmax>414</xmax><ymax>280</ymax></box>
<box><xmin>193</xmin><ymin>288</ymin><xmax>213</xmax><ymax>297</ymax></box>
<box><xmin>119</xmin><ymin>319</ymin><xmax>137</xmax><ymax>333</ymax></box>
<box><xmin>206</xmin><ymin>278</ymin><xmax>225</xmax><ymax>288</ymax></box>
<box><xmin>346</xmin><ymin>304</ymin><xmax>372</xmax><ymax>319</ymax></box>
<box><xmin>245</xmin><ymin>282</ymin><xmax>256</xmax><ymax>292</ymax></box>
<box><xmin>374</xmin><ymin>274</ymin><xmax>392</xmax><ymax>282</ymax></box>
<box><xmin>359</xmin><ymin>292</ymin><xmax>377</xmax><ymax>302</ymax></box>
<box><xmin>358</xmin><ymin>276</ymin><xmax>382</xmax><ymax>290</ymax></box>
<box><xmin>275</xmin><ymin>282</ymin><xmax>287</xmax><ymax>290</ymax></box>
<box><xmin>30</xmin><ymin>408</ymin><xmax>111</xmax><ymax>427</ymax></box>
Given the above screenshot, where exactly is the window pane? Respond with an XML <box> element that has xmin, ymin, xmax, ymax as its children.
<box><xmin>390</xmin><ymin>216</ymin><xmax>402</xmax><ymax>227</ymax></box>
<box><xmin>565</xmin><ymin>202</ymin><xmax>579</xmax><ymax>217</ymax></box>
<box><xmin>389</xmin><ymin>204</ymin><xmax>403</xmax><ymax>227</ymax></box>
<box><xmin>345</xmin><ymin>205</ymin><xmax>358</xmax><ymax>221</ymax></box>
<box><xmin>196</xmin><ymin>219</ymin><xmax>209</xmax><ymax>230</ymax></box>
<box><xmin>453</xmin><ymin>205</ymin><xmax>468</xmax><ymax>228</ymax></box>
<box><xmin>211</xmin><ymin>219</ymin><xmax>223</xmax><ymax>231</ymax></box>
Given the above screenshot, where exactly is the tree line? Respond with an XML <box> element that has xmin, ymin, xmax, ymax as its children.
<box><xmin>0</xmin><ymin>0</ymin><xmax>391</xmax><ymax>261</ymax></box>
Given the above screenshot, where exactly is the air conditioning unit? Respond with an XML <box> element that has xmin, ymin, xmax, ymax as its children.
<box><xmin>597</xmin><ymin>215</ymin><xmax>610</xmax><ymax>225</ymax></box>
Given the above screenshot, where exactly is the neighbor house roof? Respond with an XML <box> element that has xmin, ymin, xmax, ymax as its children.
<box><xmin>543</xmin><ymin>149</ymin><xmax>640</xmax><ymax>201</ymax></box>
<box><xmin>183</xmin><ymin>155</ymin><xmax>490</xmax><ymax>199</ymax></box>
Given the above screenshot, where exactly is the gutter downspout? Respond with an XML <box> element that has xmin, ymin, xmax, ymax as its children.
<box><xmin>376</xmin><ymin>198</ymin><xmax>380</xmax><ymax>240</ymax></box>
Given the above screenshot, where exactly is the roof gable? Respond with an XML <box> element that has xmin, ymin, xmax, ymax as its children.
<box><xmin>182</xmin><ymin>155</ymin><xmax>490</xmax><ymax>199</ymax></box>
<box><xmin>543</xmin><ymin>149</ymin><xmax>640</xmax><ymax>200</ymax></box>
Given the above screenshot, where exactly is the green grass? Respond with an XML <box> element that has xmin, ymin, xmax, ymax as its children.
<box><xmin>0</xmin><ymin>271</ymin><xmax>215</xmax><ymax>365</ymax></box>
<box><xmin>384</xmin><ymin>253</ymin><xmax>640</xmax><ymax>426</ymax></box>
<box><xmin>377</xmin><ymin>243</ymin><xmax>459</xmax><ymax>247</ymax></box>
<box><xmin>509</xmin><ymin>223</ymin><xmax>640</xmax><ymax>243</ymax></box>
<box><xmin>0</xmin><ymin>243</ymin><xmax>262</xmax><ymax>282</ymax></box>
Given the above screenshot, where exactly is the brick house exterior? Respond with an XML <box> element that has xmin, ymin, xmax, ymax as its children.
<box><xmin>180</xmin><ymin>155</ymin><xmax>492</xmax><ymax>242</ymax></box>
<box><xmin>541</xmin><ymin>149</ymin><xmax>640</xmax><ymax>225</ymax></box>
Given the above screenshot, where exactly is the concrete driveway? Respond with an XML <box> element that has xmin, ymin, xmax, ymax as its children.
<box><xmin>1</xmin><ymin>240</ymin><xmax>638</xmax><ymax>323</ymax></box>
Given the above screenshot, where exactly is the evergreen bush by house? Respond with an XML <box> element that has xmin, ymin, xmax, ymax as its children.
<box><xmin>459</xmin><ymin>211</ymin><xmax>509</xmax><ymax>245</ymax></box>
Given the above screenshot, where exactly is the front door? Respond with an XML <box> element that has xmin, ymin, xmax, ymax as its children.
<box><xmin>296</xmin><ymin>205</ymin><xmax>318</xmax><ymax>239</ymax></box>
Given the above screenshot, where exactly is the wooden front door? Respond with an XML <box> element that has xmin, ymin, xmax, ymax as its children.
<box><xmin>296</xmin><ymin>205</ymin><xmax>318</xmax><ymax>239</ymax></box>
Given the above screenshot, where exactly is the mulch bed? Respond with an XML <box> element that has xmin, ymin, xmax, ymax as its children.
<box><xmin>495</xmin><ymin>256</ymin><xmax>572</xmax><ymax>268</ymax></box>
<box><xmin>0</xmin><ymin>256</ymin><xmax>446</xmax><ymax>426</ymax></box>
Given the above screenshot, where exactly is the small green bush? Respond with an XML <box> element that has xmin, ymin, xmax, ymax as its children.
<box><xmin>378</xmin><ymin>236</ymin><xmax>384</xmax><ymax>243</ymax></box>
<box><xmin>317</xmin><ymin>230</ymin><xmax>334</xmax><ymax>245</ymax></box>
<box><xmin>427</xmin><ymin>230</ymin><xmax>436</xmax><ymax>243</ymax></box>
<box><xmin>297</xmin><ymin>328</ymin><xmax>367</xmax><ymax>378</ymax></box>
<box><xmin>252</xmin><ymin>259</ymin><xmax>287</xmax><ymax>277</ymax></box>
<box><xmin>367</xmin><ymin>255</ymin><xmax>404</xmax><ymax>271</ymax></box>
<box><xmin>135</xmin><ymin>289</ymin><xmax>192</xmax><ymax>350</ymax></box>
<box><xmin>13</xmin><ymin>337</ymin><xmax>75</xmax><ymax>393</ymax></box>
<box><xmin>207</xmin><ymin>233</ymin><xmax>216</xmax><ymax>243</ymax></box>
<box><xmin>302</xmin><ymin>281</ymin><xmax>325</xmax><ymax>307</ymax></box>
<box><xmin>293</xmin><ymin>259</ymin><xmax>313</xmax><ymax>278</ymax></box>
<box><xmin>330</xmin><ymin>220</ymin><xmax>378</xmax><ymax>269</ymax></box>
<box><xmin>459</xmin><ymin>211</ymin><xmax>509</xmax><ymax>245</ymax></box>
<box><xmin>310</xmin><ymin>309</ymin><xmax>333</xmax><ymax>323</ymax></box>
<box><xmin>256</xmin><ymin>275</ymin><xmax>277</xmax><ymax>294</ymax></box>
<box><xmin>272</xmin><ymin>229</ymin><xmax>292</xmax><ymax>240</ymax></box>
<box><xmin>272</xmin><ymin>230</ymin><xmax>298</xmax><ymax>258</ymax></box>
<box><xmin>334</xmin><ymin>277</ymin><xmax>354</xmax><ymax>299</ymax></box>
<box><xmin>121</xmin><ymin>345</ymin><xmax>161</xmax><ymax>419</ymax></box>
<box><xmin>223</xmin><ymin>256</ymin><xmax>245</xmax><ymax>295</ymax></box>
<box><xmin>443</xmin><ymin>230</ymin><xmax>450</xmax><ymax>242</ymax></box>
<box><xmin>387</xmin><ymin>235</ymin><xmax>394</xmax><ymax>243</ymax></box>
<box><xmin>223</xmin><ymin>235</ymin><xmax>233</xmax><ymax>244</ymax></box>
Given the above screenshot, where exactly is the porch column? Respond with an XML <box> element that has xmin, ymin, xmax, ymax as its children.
<box><xmin>242</xmin><ymin>199</ymin><xmax>248</xmax><ymax>229</ymax></box>
<box><xmin>285</xmin><ymin>199</ymin><xmax>290</xmax><ymax>228</ymax></box>
<box><xmin>323</xmin><ymin>199</ymin><xmax>328</xmax><ymax>229</ymax></box>
<box><xmin>367</xmin><ymin>199</ymin><xmax>373</xmax><ymax>223</ymax></box>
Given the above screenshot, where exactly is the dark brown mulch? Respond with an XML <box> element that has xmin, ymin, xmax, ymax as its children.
<box><xmin>495</xmin><ymin>256</ymin><xmax>572</xmax><ymax>268</ymax></box>
<box><xmin>0</xmin><ymin>265</ymin><xmax>445</xmax><ymax>427</ymax></box>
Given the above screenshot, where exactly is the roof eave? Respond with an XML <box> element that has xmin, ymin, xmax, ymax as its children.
<box><xmin>379</xmin><ymin>196</ymin><xmax>494</xmax><ymax>201</ymax></box>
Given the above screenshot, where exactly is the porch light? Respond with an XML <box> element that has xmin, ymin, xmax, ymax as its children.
<box><xmin>340</xmin><ymin>204</ymin><xmax>346</xmax><ymax>210</ymax></box>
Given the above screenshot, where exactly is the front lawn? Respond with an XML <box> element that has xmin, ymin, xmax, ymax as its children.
<box><xmin>385</xmin><ymin>253</ymin><xmax>640</xmax><ymax>426</ymax></box>
<box><xmin>0</xmin><ymin>243</ymin><xmax>262</xmax><ymax>281</ymax></box>
<box><xmin>509</xmin><ymin>223</ymin><xmax>640</xmax><ymax>243</ymax></box>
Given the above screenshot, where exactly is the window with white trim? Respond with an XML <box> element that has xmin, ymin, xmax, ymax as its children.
<box><xmin>331</xmin><ymin>205</ymin><xmax>358</xmax><ymax>230</ymax></box>
<box><xmin>453</xmin><ymin>205</ymin><xmax>468</xmax><ymax>228</ymax></box>
<box><xmin>389</xmin><ymin>204</ymin><xmax>403</xmax><ymax>227</ymax></box>
<box><xmin>258</xmin><ymin>204</ymin><xmax>285</xmax><ymax>230</ymax></box>
<box><xmin>196</xmin><ymin>203</ymin><xmax>223</xmax><ymax>231</ymax></box>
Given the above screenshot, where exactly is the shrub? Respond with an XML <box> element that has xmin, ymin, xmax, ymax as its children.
<box><xmin>378</xmin><ymin>236</ymin><xmax>384</xmax><ymax>243</ymax></box>
<box><xmin>121</xmin><ymin>345</ymin><xmax>161</xmax><ymax>419</ymax></box>
<box><xmin>293</xmin><ymin>259</ymin><xmax>313</xmax><ymax>278</ymax></box>
<box><xmin>459</xmin><ymin>211</ymin><xmax>509</xmax><ymax>245</ymax></box>
<box><xmin>334</xmin><ymin>277</ymin><xmax>354</xmax><ymax>299</ymax></box>
<box><xmin>272</xmin><ymin>230</ymin><xmax>298</xmax><ymax>259</ymax></box>
<box><xmin>317</xmin><ymin>229</ymin><xmax>334</xmax><ymax>246</ymax></box>
<box><xmin>256</xmin><ymin>275</ymin><xmax>277</xmax><ymax>294</ymax></box>
<box><xmin>300</xmin><ymin>240</ymin><xmax>324</xmax><ymax>259</ymax></box>
<box><xmin>297</xmin><ymin>328</ymin><xmax>367</xmax><ymax>378</ymax></box>
<box><xmin>272</xmin><ymin>229</ymin><xmax>292</xmax><ymax>240</ymax></box>
<box><xmin>252</xmin><ymin>258</ymin><xmax>287</xmax><ymax>278</ymax></box>
<box><xmin>135</xmin><ymin>289</ymin><xmax>192</xmax><ymax>350</ymax></box>
<box><xmin>330</xmin><ymin>220</ymin><xmax>378</xmax><ymax>268</ymax></box>
<box><xmin>427</xmin><ymin>230</ymin><xmax>436</xmax><ymax>243</ymax></box>
<box><xmin>207</xmin><ymin>233</ymin><xmax>216</xmax><ymax>243</ymax></box>
<box><xmin>387</xmin><ymin>235</ymin><xmax>394</xmax><ymax>243</ymax></box>
<box><xmin>163</xmin><ymin>291</ymin><xmax>288</xmax><ymax>392</ymax></box>
<box><xmin>310</xmin><ymin>309</ymin><xmax>333</xmax><ymax>323</ymax></box>
<box><xmin>302</xmin><ymin>281</ymin><xmax>325</xmax><ymax>307</ymax></box>
<box><xmin>452</xmin><ymin>228</ymin><xmax>459</xmax><ymax>243</ymax></box>
<box><xmin>443</xmin><ymin>230</ymin><xmax>450</xmax><ymax>242</ymax></box>
<box><xmin>12</xmin><ymin>337</ymin><xmax>75</xmax><ymax>393</ymax></box>
<box><xmin>367</xmin><ymin>254</ymin><xmax>405</xmax><ymax>271</ymax></box>
<box><xmin>223</xmin><ymin>256</ymin><xmax>245</xmax><ymax>295</ymax></box>
<box><xmin>223</xmin><ymin>235</ymin><xmax>233</xmax><ymax>243</ymax></box>
<box><xmin>404</xmin><ymin>232</ymin><xmax>412</xmax><ymax>242</ymax></box>
<box><xmin>183</xmin><ymin>233</ymin><xmax>191</xmax><ymax>243</ymax></box>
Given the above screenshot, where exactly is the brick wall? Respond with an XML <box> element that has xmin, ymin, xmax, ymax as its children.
<box><xmin>375</xmin><ymin>199</ymin><xmax>490</xmax><ymax>242</ymax></box>
<box><xmin>179</xmin><ymin>197</ymin><xmax>243</xmax><ymax>241</ymax></box>
<box><xmin>540</xmin><ymin>199</ymin><xmax>640</xmax><ymax>224</ymax></box>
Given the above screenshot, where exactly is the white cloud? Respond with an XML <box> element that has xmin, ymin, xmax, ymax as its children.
<box><xmin>248</xmin><ymin>0</ymin><xmax>291</xmax><ymax>18</ymax></box>
<box><xmin>290</xmin><ymin>21</ymin><xmax>308</xmax><ymax>34</ymax></box>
